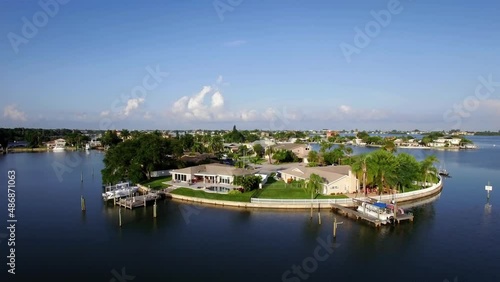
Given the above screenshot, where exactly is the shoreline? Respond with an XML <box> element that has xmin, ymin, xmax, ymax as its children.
<box><xmin>168</xmin><ymin>177</ymin><xmax>444</xmax><ymax>210</ymax></box>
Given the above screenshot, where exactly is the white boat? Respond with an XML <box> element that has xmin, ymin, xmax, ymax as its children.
<box><xmin>85</xmin><ymin>143</ymin><xmax>90</xmax><ymax>150</ymax></box>
<box><xmin>53</xmin><ymin>146</ymin><xmax>65</xmax><ymax>152</ymax></box>
<box><xmin>357</xmin><ymin>201</ymin><xmax>399</xmax><ymax>224</ymax></box>
<box><xmin>102</xmin><ymin>182</ymin><xmax>139</xmax><ymax>201</ymax></box>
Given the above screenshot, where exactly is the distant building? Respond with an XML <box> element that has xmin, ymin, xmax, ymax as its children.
<box><xmin>271</xmin><ymin>143</ymin><xmax>311</xmax><ymax>161</ymax></box>
<box><xmin>326</xmin><ymin>130</ymin><xmax>339</xmax><ymax>138</ymax></box>
<box><xmin>279</xmin><ymin>165</ymin><xmax>358</xmax><ymax>195</ymax></box>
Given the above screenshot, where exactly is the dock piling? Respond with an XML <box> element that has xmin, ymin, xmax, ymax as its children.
<box><xmin>318</xmin><ymin>203</ymin><xmax>321</xmax><ymax>225</ymax></box>
<box><xmin>119</xmin><ymin>207</ymin><xmax>122</xmax><ymax>227</ymax></box>
<box><xmin>153</xmin><ymin>200</ymin><xmax>157</xmax><ymax>218</ymax></box>
<box><xmin>80</xmin><ymin>196</ymin><xmax>86</xmax><ymax>212</ymax></box>
<box><xmin>333</xmin><ymin>217</ymin><xmax>343</xmax><ymax>238</ymax></box>
<box><xmin>80</xmin><ymin>171</ymin><xmax>83</xmax><ymax>182</ymax></box>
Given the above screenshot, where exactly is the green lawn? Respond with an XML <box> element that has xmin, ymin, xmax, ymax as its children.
<box><xmin>140</xmin><ymin>176</ymin><xmax>172</xmax><ymax>190</ymax></box>
<box><xmin>258</xmin><ymin>179</ymin><xmax>311</xmax><ymax>199</ymax></box>
<box><xmin>258</xmin><ymin>178</ymin><xmax>349</xmax><ymax>199</ymax></box>
<box><xmin>170</xmin><ymin>188</ymin><xmax>254</xmax><ymax>202</ymax></box>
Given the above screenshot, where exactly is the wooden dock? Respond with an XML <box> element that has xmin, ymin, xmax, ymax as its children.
<box><xmin>331</xmin><ymin>203</ymin><xmax>414</xmax><ymax>227</ymax></box>
<box><xmin>115</xmin><ymin>193</ymin><xmax>161</xmax><ymax>209</ymax></box>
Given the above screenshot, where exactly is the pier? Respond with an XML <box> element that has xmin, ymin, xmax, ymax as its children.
<box><xmin>115</xmin><ymin>193</ymin><xmax>161</xmax><ymax>209</ymax></box>
<box><xmin>331</xmin><ymin>203</ymin><xmax>413</xmax><ymax>227</ymax></box>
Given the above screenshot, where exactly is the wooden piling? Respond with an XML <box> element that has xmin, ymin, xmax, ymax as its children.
<box><xmin>80</xmin><ymin>196</ymin><xmax>86</xmax><ymax>211</ymax></box>
<box><xmin>80</xmin><ymin>171</ymin><xmax>83</xmax><ymax>182</ymax></box>
<box><xmin>153</xmin><ymin>200</ymin><xmax>157</xmax><ymax>218</ymax></box>
<box><xmin>318</xmin><ymin>203</ymin><xmax>321</xmax><ymax>225</ymax></box>
<box><xmin>119</xmin><ymin>207</ymin><xmax>122</xmax><ymax>227</ymax></box>
<box><xmin>333</xmin><ymin>217</ymin><xmax>337</xmax><ymax>238</ymax></box>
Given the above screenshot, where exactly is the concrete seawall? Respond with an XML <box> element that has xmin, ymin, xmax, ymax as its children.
<box><xmin>168</xmin><ymin>177</ymin><xmax>444</xmax><ymax>210</ymax></box>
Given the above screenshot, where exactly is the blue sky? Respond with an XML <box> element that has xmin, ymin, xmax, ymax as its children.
<box><xmin>1</xmin><ymin>0</ymin><xmax>499</xmax><ymax>131</ymax></box>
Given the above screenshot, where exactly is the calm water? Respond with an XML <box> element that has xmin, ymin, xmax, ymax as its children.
<box><xmin>1</xmin><ymin>137</ymin><xmax>500</xmax><ymax>281</ymax></box>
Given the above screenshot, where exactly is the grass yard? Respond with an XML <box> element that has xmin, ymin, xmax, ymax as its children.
<box><xmin>170</xmin><ymin>188</ymin><xmax>255</xmax><ymax>202</ymax></box>
<box><xmin>140</xmin><ymin>176</ymin><xmax>171</xmax><ymax>190</ymax></box>
<box><xmin>258</xmin><ymin>179</ymin><xmax>312</xmax><ymax>199</ymax></box>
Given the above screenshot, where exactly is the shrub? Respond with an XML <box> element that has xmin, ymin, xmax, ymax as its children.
<box><xmin>228</xmin><ymin>190</ymin><xmax>242</xmax><ymax>195</ymax></box>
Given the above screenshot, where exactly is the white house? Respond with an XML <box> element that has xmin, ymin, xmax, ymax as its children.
<box><xmin>170</xmin><ymin>163</ymin><xmax>257</xmax><ymax>185</ymax></box>
<box><xmin>279</xmin><ymin>165</ymin><xmax>359</xmax><ymax>195</ymax></box>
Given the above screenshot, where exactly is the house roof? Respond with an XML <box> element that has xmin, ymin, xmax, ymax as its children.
<box><xmin>171</xmin><ymin>163</ymin><xmax>257</xmax><ymax>176</ymax></box>
<box><xmin>272</xmin><ymin>143</ymin><xmax>307</xmax><ymax>151</ymax></box>
<box><xmin>280</xmin><ymin>165</ymin><xmax>351</xmax><ymax>184</ymax></box>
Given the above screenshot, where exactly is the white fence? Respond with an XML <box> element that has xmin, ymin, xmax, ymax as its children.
<box><xmin>251</xmin><ymin>198</ymin><xmax>354</xmax><ymax>205</ymax></box>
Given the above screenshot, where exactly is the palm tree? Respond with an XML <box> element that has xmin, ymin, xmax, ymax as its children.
<box><xmin>319</xmin><ymin>141</ymin><xmax>333</xmax><ymax>154</ymax></box>
<box><xmin>420</xmin><ymin>155</ymin><xmax>439</xmax><ymax>187</ymax></box>
<box><xmin>368</xmin><ymin>150</ymin><xmax>398</xmax><ymax>195</ymax></box>
<box><xmin>265</xmin><ymin>146</ymin><xmax>274</xmax><ymax>164</ymax></box>
<box><xmin>303</xmin><ymin>173</ymin><xmax>323</xmax><ymax>218</ymax></box>
<box><xmin>352</xmin><ymin>154</ymin><xmax>371</xmax><ymax>196</ymax></box>
<box><xmin>208</xmin><ymin>135</ymin><xmax>223</xmax><ymax>154</ymax></box>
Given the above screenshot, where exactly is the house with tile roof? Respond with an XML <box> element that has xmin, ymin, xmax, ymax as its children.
<box><xmin>279</xmin><ymin>165</ymin><xmax>358</xmax><ymax>195</ymax></box>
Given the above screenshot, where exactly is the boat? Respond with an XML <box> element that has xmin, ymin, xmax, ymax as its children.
<box><xmin>356</xmin><ymin>201</ymin><xmax>403</xmax><ymax>224</ymax></box>
<box><xmin>85</xmin><ymin>143</ymin><xmax>90</xmax><ymax>150</ymax></box>
<box><xmin>102</xmin><ymin>182</ymin><xmax>139</xmax><ymax>201</ymax></box>
<box><xmin>438</xmin><ymin>169</ymin><xmax>449</xmax><ymax>176</ymax></box>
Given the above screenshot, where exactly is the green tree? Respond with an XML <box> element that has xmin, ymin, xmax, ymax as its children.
<box><xmin>120</xmin><ymin>129</ymin><xmax>130</xmax><ymax>140</ymax></box>
<box><xmin>101</xmin><ymin>130</ymin><xmax>122</xmax><ymax>147</ymax></box>
<box><xmin>382</xmin><ymin>139</ymin><xmax>397</xmax><ymax>153</ymax></box>
<box><xmin>303</xmin><ymin>173</ymin><xmax>323</xmax><ymax>218</ymax></box>
<box><xmin>420</xmin><ymin>155</ymin><xmax>439</xmax><ymax>186</ymax></box>
<box><xmin>307</xmin><ymin>150</ymin><xmax>319</xmax><ymax>163</ymax></box>
<box><xmin>394</xmin><ymin>153</ymin><xmax>420</xmax><ymax>192</ymax></box>
<box><xmin>367</xmin><ymin>149</ymin><xmax>398</xmax><ymax>194</ymax></box>
<box><xmin>265</xmin><ymin>146</ymin><xmax>274</xmax><ymax>164</ymax></box>
<box><xmin>233</xmin><ymin>175</ymin><xmax>262</xmax><ymax>192</ymax></box>
<box><xmin>352</xmin><ymin>154</ymin><xmax>372</xmax><ymax>196</ymax></box>
<box><xmin>253</xmin><ymin>143</ymin><xmax>265</xmax><ymax>158</ymax></box>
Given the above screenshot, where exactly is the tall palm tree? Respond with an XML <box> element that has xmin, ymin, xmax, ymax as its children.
<box><xmin>319</xmin><ymin>141</ymin><xmax>333</xmax><ymax>154</ymax></box>
<box><xmin>368</xmin><ymin>150</ymin><xmax>397</xmax><ymax>195</ymax></box>
<box><xmin>265</xmin><ymin>146</ymin><xmax>274</xmax><ymax>164</ymax></box>
<box><xmin>303</xmin><ymin>173</ymin><xmax>323</xmax><ymax>218</ymax></box>
<box><xmin>420</xmin><ymin>155</ymin><xmax>439</xmax><ymax>187</ymax></box>
<box><xmin>352</xmin><ymin>154</ymin><xmax>371</xmax><ymax>196</ymax></box>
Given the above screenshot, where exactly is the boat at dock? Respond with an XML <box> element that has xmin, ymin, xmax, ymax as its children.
<box><xmin>356</xmin><ymin>200</ymin><xmax>407</xmax><ymax>225</ymax></box>
<box><xmin>102</xmin><ymin>182</ymin><xmax>139</xmax><ymax>201</ymax></box>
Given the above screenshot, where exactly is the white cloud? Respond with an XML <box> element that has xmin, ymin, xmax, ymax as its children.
<box><xmin>3</xmin><ymin>105</ymin><xmax>27</xmax><ymax>121</ymax></box>
<box><xmin>223</xmin><ymin>40</ymin><xmax>247</xmax><ymax>47</ymax></box>
<box><xmin>100</xmin><ymin>110</ymin><xmax>110</xmax><ymax>117</ymax></box>
<box><xmin>144</xmin><ymin>112</ymin><xmax>153</xmax><ymax>119</ymax></box>
<box><xmin>123</xmin><ymin>97</ymin><xmax>145</xmax><ymax>116</ymax></box>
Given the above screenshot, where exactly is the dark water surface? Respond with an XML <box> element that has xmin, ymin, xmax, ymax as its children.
<box><xmin>1</xmin><ymin>137</ymin><xmax>499</xmax><ymax>281</ymax></box>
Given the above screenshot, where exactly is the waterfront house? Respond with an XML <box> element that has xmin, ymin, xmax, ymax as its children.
<box><xmin>279</xmin><ymin>165</ymin><xmax>359</xmax><ymax>195</ymax></box>
<box><xmin>170</xmin><ymin>163</ymin><xmax>257</xmax><ymax>185</ymax></box>
<box><xmin>46</xmin><ymin>138</ymin><xmax>66</xmax><ymax>150</ymax></box>
<box><xmin>270</xmin><ymin>143</ymin><xmax>311</xmax><ymax>161</ymax></box>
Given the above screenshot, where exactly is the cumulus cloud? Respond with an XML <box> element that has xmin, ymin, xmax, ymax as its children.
<box><xmin>123</xmin><ymin>97</ymin><xmax>145</xmax><ymax>116</ymax></box>
<box><xmin>3</xmin><ymin>105</ymin><xmax>27</xmax><ymax>121</ymax></box>
<box><xmin>172</xmin><ymin>86</ymin><xmax>226</xmax><ymax>121</ymax></box>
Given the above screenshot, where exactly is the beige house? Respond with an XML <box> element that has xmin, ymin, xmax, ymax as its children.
<box><xmin>271</xmin><ymin>143</ymin><xmax>311</xmax><ymax>160</ymax></box>
<box><xmin>279</xmin><ymin>165</ymin><xmax>359</xmax><ymax>195</ymax></box>
<box><xmin>170</xmin><ymin>163</ymin><xmax>257</xmax><ymax>185</ymax></box>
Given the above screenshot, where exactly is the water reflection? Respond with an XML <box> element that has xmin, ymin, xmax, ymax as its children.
<box><xmin>484</xmin><ymin>199</ymin><xmax>492</xmax><ymax>215</ymax></box>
